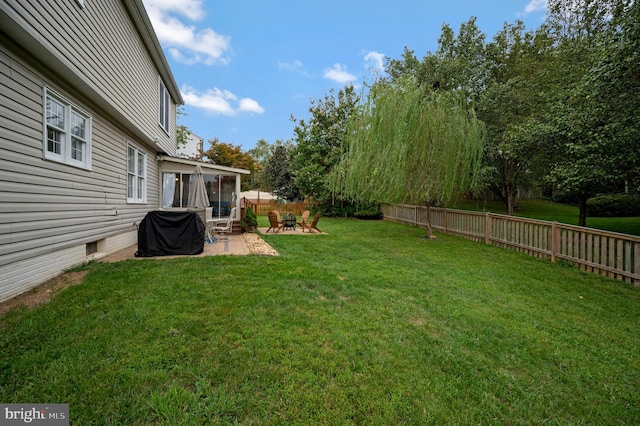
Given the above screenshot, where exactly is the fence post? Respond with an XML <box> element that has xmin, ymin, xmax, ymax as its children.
<box><xmin>443</xmin><ymin>208</ymin><xmax>448</xmax><ymax>234</ymax></box>
<box><xmin>551</xmin><ymin>221</ymin><xmax>557</xmax><ymax>263</ymax></box>
<box><xmin>485</xmin><ymin>212</ymin><xmax>491</xmax><ymax>245</ymax></box>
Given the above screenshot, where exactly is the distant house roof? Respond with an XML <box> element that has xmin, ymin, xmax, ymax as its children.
<box><xmin>240</xmin><ymin>190</ymin><xmax>277</xmax><ymax>200</ymax></box>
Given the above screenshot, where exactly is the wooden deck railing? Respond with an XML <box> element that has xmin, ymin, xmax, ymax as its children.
<box><xmin>382</xmin><ymin>204</ymin><xmax>640</xmax><ymax>286</ymax></box>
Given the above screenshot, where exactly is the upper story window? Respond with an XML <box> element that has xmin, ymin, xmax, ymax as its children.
<box><xmin>44</xmin><ymin>88</ymin><xmax>92</xmax><ymax>170</ymax></box>
<box><xmin>127</xmin><ymin>144</ymin><xmax>146</xmax><ymax>203</ymax></box>
<box><xmin>158</xmin><ymin>79</ymin><xmax>170</xmax><ymax>134</ymax></box>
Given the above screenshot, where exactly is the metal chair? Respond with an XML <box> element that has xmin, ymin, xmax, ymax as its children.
<box><xmin>209</xmin><ymin>207</ymin><xmax>236</xmax><ymax>241</ymax></box>
<box><xmin>205</xmin><ymin>207</ymin><xmax>215</xmax><ymax>242</ymax></box>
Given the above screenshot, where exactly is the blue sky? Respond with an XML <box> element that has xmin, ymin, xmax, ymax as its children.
<box><xmin>141</xmin><ymin>0</ymin><xmax>548</xmax><ymax>152</ymax></box>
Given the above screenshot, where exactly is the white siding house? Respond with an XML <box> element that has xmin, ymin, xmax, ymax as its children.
<box><xmin>177</xmin><ymin>132</ymin><xmax>204</xmax><ymax>160</ymax></box>
<box><xmin>0</xmin><ymin>0</ymin><xmax>219</xmax><ymax>302</ymax></box>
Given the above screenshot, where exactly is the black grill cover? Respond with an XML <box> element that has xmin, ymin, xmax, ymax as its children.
<box><xmin>135</xmin><ymin>211</ymin><xmax>205</xmax><ymax>257</ymax></box>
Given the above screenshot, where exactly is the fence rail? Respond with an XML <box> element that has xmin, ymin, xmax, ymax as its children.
<box><xmin>242</xmin><ymin>199</ymin><xmax>306</xmax><ymax>217</ymax></box>
<box><xmin>382</xmin><ymin>204</ymin><xmax>640</xmax><ymax>286</ymax></box>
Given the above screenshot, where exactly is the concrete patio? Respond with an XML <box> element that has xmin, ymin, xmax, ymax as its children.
<box><xmin>257</xmin><ymin>227</ymin><xmax>324</xmax><ymax>235</ymax></box>
<box><xmin>100</xmin><ymin>234</ymin><xmax>254</xmax><ymax>262</ymax></box>
<box><xmin>99</xmin><ymin>226</ymin><xmax>323</xmax><ymax>263</ymax></box>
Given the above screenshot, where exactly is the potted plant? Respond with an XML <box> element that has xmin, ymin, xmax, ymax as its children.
<box><xmin>240</xmin><ymin>206</ymin><xmax>258</xmax><ymax>232</ymax></box>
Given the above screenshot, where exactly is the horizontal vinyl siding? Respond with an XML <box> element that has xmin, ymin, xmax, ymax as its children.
<box><xmin>0</xmin><ymin>230</ymin><xmax>137</xmax><ymax>302</ymax></box>
<box><xmin>0</xmin><ymin>43</ymin><xmax>159</xmax><ymax>276</ymax></box>
<box><xmin>0</xmin><ymin>51</ymin><xmax>43</xmax><ymax>159</ymax></box>
<box><xmin>0</xmin><ymin>245</ymin><xmax>86</xmax><ymax>302</ymax></box>
<box><xmin>2</xmin><ymin>0</ymin><xmax>176</xmax><ymax>154</ymax></box>
<box><xmin>98</xmin><ymin>229</ymin><xmax>138</xmax><ymax>254</ymax></box>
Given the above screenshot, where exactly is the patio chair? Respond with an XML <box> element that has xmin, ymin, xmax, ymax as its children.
<box><xmin>297</xmin><ymin>210</ymin><xmax>310</xmax><ymax>227</ymax></box>
<box><xmin>210</xmin><ymin>207</ymin><xmax>236</xmax><ymax>240</ymax></box>
<box><xmin>301</xmin><ymin>213</ymin><xmax>321</xmax><ymax>233</ymax></box>
<box><xmin>205</xmin><ymin>207</ymin><xmax>215</xmax><ymax>242</ymax></box>
<box><xmin>266</xmin><ymin>211</ymin><xmax>284</xmax><ymax>233</ymax></box>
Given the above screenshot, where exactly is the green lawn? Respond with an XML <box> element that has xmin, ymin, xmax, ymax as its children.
<box><xmin>450</xmin><ymin>197</ymin><xmax>640</xmax><ymax>236</ymax></box>
<box><xmin>1</xmin><ymin>218</ymin><xmax>639</xmax><ymax>424</ymax></box>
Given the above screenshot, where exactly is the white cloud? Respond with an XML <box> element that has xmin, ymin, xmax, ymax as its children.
<box><xmin>278</xmin><ymin>60</ymin><xmax>311</xmax><ymax>77</ymax></box>
<box><xmin>181</xmin><ymin>86</ymin><xmax>235</xmax><ymax>116</ymax></box>
<box><xmin>168</xmin><ymin>48</ymin><xmax>199</xmax><ymax>65</ymax></box>
<box><xmin>278</xmin><ymin>60</ymin><xmax>304</xmax><ymax>71</ymax></box>
<box><xmin>522</xmin><ymin>0</ymin><xmax>548</xmax><ymax>16</ymax></box>
<box><xmin>239</xmin><ymin>98</ymin><xmax>265</xmax><ymax>114</ymax></box>
<box><xmin>142</xmin><ymin>0</ymin><xmax>231</xmax><ymax>65</ymax></box>
<box><xmin>181</xmin><ymin>85</ymin><xmax>264</xmax><ymax>116</ymax></box>
<box><xmin>323</xmin><ymin>63</ymin><xmax>357</xmax><ymax>84</ymax></box>
<box><xmin>364</xmin><ymin>51</ymin><xmax>385</xmax><ymax>74</ymax></box>
<box><xmin>143</xmin><ymin>0</ymin><xmax>205</xmax><ymax>21</ymax></box>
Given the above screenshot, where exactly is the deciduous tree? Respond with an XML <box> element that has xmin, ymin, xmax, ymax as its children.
<box><xmin>176</xmin><ymin>106</ymin><xmax>190</xmax><ymax>152</ymax></box>
<box><xmin>203</xmin><ymin>138</ymin><xmax>259</xmax><ymax>191</ymax></box>
<box><xmin>539</xmin><ymin>0</ymin><xmax>630</xmax><ymax>226</ymax></box>
<box><xmin>333</xmin><ymin>78</ymin><xmax>484</xmax><ymax>237</ymax></box>
<box><xmin>263</xmin><ymin>144</ymin><xmax>301</xmax><ymax>201</ymax></box>
<box><xmin>477</xmin><ymin>22</ymin><xmax>557</xmax><ymax>215</ymax></box>
<box><xmin>290</xmin><ymin>86</ymin><xmax>360</xmax><ymax>214</ymax></box>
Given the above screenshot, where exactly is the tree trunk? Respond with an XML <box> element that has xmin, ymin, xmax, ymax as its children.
<box><xmin>578</xmin><ymin>196</ymin><xmax>588</xmax><ymax>227</ymax></box>
<box><xmin>489</xmin><ymin>182</ymin><xmax>509</xmax><ymax>213</ymax></box>
<box><xmin>506</xmin><ymin>184</ymin><xmax>515</xmax><ymax>216</ymax></box>
<box><xmin>425</xmin><ymin>205</ymin><xmax>436</xmax><ymax>239</ymax></box>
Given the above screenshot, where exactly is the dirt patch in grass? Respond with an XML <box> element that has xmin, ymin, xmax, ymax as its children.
<box><xmin>0</xmin><ymin>271</ymin><xmax>88</xmax><ymax>316</ymax></box>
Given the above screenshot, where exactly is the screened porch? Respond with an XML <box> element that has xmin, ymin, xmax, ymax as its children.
<box><xmin>157</xmin><ymin>156</ymin><xmax>250</xmax><ymax>220</ymax></box>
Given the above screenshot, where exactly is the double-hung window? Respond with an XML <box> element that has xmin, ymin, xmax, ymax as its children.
<box><xmin>44</xmin><ymin>88</ymin><xmax>92</xmax><ymax>169</ymax></box>
<box><xmin>158</xmin><ymin>78</ymin><xmax>170</xmax><ymax>134</ymax></box>
<box><xmin>127</xmin><ymin>144</ymin><xmax>146</xmax><ymax>203</ymax></box>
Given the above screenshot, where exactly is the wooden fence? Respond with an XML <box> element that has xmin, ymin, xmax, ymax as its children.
<box><xmin>382</xmin><ymin>204</ymin><xmax>640</xmax><ymax>286</ymax></box>
<box><xmin>242</xmin><ymin>199</ymin><xmax>306</xmax><ymax>216</ymax></box>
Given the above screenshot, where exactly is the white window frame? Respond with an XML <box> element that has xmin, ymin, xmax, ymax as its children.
<box><xmin>43</xmin><ymin>88</ymin><xmax>92</xmax><ymax>170</ymax></box>
<box><xmin>158</xmin><ymin>78</ymin><xmax>170</xmax><ymax>135</ymax></box>
<box><xmin>127</xmin><ymin>143</ymin><xmax>147</xmax><ymax>204</ymax></box>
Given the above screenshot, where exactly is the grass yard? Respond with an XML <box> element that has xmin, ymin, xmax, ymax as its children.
<box><xmin>450</xmin><ymin>197</ymin><xmax>640</xmax><ymax>236</ymax></box>
<box><xmin>1</xmin><ymin>218</ymin><xmax>639</xmax><ymax>424</ymax></box>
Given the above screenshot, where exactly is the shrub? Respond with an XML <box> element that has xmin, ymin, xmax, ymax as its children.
<box><xmin>586</xmin><ymin>193</ymin><xmax>640</xmax><ymax>217</ymax></box>
<box><xmin>316</xmin><ymin>199</ymin><xmax>358</xmax><ymax>217</ymax></box>
<box><xmin>353</xmin><ymin>207</ymin><xmax>383</xmax><ymax>220</ymax></box>
<box><xmin>240</xmin><ymin>206</ymin><xmax>258</xmax><ymax>231</ymax></box>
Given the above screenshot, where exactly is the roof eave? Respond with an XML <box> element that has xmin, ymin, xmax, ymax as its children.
<box><xmin>157</xmin><ymin>155</ymin><xmax>251</xmax><ymax>175</ymax></box>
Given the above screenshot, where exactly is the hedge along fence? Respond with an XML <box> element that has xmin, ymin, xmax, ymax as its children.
<box><xmin>382</xmin><ymin>204</ymin><xmax>640</xmax><ymax>286</ymax></box>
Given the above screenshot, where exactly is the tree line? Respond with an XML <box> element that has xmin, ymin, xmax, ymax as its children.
<box><xmin>183</xmin><ymin>0</ymin><xmax>639</xmax><ymax>226</ymax></box>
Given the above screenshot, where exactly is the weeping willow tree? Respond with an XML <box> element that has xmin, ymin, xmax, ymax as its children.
<box><xmin>332</xmin><ymin>77</ymin><xmax>485</xmax><ymax>237</ymax></box>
